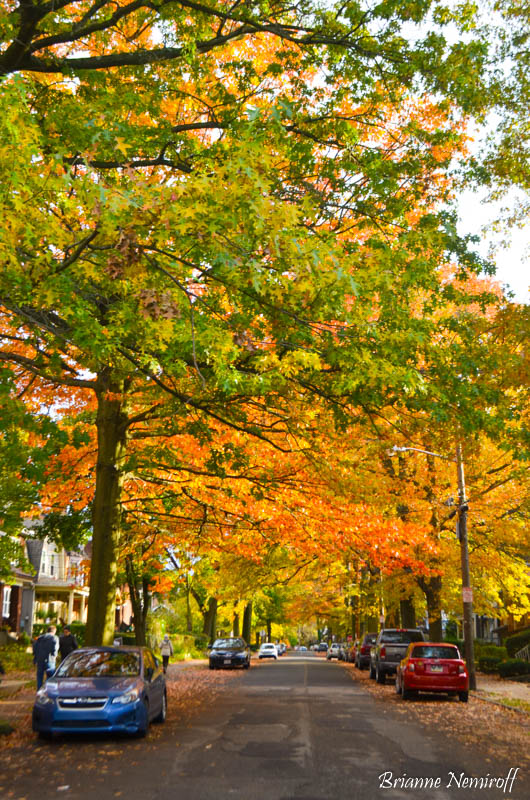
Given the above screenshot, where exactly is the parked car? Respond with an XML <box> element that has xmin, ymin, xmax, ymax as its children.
<box><xmin>258</xmin><ymin>643</ymin><xmax>278</xmax><ymax>660</ymax></box>
<box><xmin>276</xmin><ymin>643</ymin><xmax>287</xmax><ymax>656</ymax></box>
<box><xmin>338</xmin><ymin>643</ymin><xmax>350</xmax><ymax>661</ymax></box>
<box><xmin>353</xmin><ymin>633</ymin><xmax>378</xmax><ymax>669</ymax></box>
<box><xmin>209</xmin><ymin>638</ymin><xmax>251</xmax><ymax>670</ymax></box>
<box><xmin>32</xmin><ymin>646</ymin><xmax>166</xmax><ymax>739</ymax></box>
<box><xmin>327</xmin><ymin>643</ymin><xmax>341</xmax><ymax>660</ymax></box>
<box><xmin>395</xmin><ymin>642</ymin><xmax>469</xmax><ymax>702</ymax></box>
<box><xmin>370</xmin><ymin>628</ymin><xmax>426</xmax><ymax>683</ymax></box>
<box><xmin>317</xmin><ymin>642</ymin><xmax>328</xmax><ymax>652</ymax></box>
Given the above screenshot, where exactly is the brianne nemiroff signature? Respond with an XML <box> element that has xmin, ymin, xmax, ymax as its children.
<box><xmin>378</xmin><ymin>768</ymin><xmax>520</xmax><ymax>793</ymax></box>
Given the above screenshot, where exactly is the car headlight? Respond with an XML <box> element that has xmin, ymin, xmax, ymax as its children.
<box><xmin>35</xmin><ymin>688</ymin><xmax>54</xmax><ymax>706</ymax></box>
<box><xmin>111</xmin><ymin>688</ymin><xmax>140</xmax><ymax>705</ymax></box>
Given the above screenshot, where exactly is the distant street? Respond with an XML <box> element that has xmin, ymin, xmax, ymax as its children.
<box><xmin>2</xmin><ymin>652</ymin><xmax>527</xmax><ymax>800</ymax></box>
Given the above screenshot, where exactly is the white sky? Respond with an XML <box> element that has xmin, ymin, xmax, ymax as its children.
<box><xmin>457</xmin><ymin>190</ymin><xmax>529</xmax><ymax>304</ymax></box>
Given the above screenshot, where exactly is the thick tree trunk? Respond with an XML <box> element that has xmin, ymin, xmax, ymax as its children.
<box><xmin>266</xmin><ymin>618</ymin><xmax>272</xmax><ymax>641</ymax></box>
<box><xmin>232</xmin><ymin>612</ymin><xmax>240</xmax><ymax>637</ymax></box>
<box><xmin>419</xmin><ymin>576</ymin><xmax>443</xmax><ymax>641</ymax></box>
<box><xmin>202</xmin><ymin>597</ymin><xmax>217</xmax><ymax>641</ymax></box>
<box><xmin>400</xmin><ymin>598</ymin><xmax>416</xmax><ymax>628</ymax></box>
<box><xmin>85</xmin><ymin>378</ymin><xmax>128</xmax><ymax>645</ymax></box>
<box><xmin>242</xmin><ymin>601</ymin><xmax>252</xmax><ymax>643</ymax></box>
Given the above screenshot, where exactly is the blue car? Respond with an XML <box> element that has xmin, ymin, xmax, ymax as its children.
<box><xmin>32</xmin><ymin>646</ymin><xmax>166</xmax><ymax>739</ymax></box>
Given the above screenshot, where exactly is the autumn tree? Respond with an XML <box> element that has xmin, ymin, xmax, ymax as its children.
<box><xmin>1</xmin><ymin>0</ymin><xmax>515</xmax><ymax>644</ymax></box>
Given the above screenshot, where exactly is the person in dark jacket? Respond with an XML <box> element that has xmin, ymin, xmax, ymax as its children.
<box><xmin>33</xmin><ymin>626</ymin><xmax>59</xmax><ymax>689</ymax></box>
<box><xmin>59</xmin><ymin>627</ymin><xmax>78</xmax><ymax>662</ymax></box>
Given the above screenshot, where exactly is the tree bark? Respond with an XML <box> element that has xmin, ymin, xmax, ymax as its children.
<box><xmin>202</xmin><ymin>597</ymin><xmax>217</xmax><ymax>641</ymax></box>
<box><xmin>242</xmin><ymin>601</ymin><xmax>252</xmax><ymax>643</ymax></box>
<box><xmin>419</xmin><ymin>575</ymin><xmax>443</xmax><ymax>641</ymax></box>
<box><xmin>85</xmin><ymin>377</ymin><xmax>128</xmax><ymax>645</ymax></box>
<box><xmin>232</xmin><ymin>612</ymin><xmax>240</xmax><ymax>637</ymax></box>
<box><xmin>400</xmin><ymin>598</ymin><xmax>416</xmax><ymax>628</ymax></box>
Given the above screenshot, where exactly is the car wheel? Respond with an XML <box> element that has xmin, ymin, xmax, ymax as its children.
<box><xmin>244</xmin><ymin>659</ymin><xmax>250</xmax><ymax>669</ymax></box>
<box><xmin>369</xmin><ymin>662</ymin><xmax>376</xmax><ymax>679</ymax></box>
<box><xmin>376</xmin><ymin>665</ymin><xmax>386</xmax><ymax>684</ymax></box>
<box><xmin>401</xmin><ymin>682</ymin><xmax>414</xmax><ymax>701</ymax></box>
<box><xmin>209</xmin><ymin>662</ymin><xmax>215</xmax><ymax>670</ymax></box>
<box><xmin>153</xmin><ymin>691</ymin><xmax>167</xmax><ymax>724</ymax></box>
<box><xmin>459</xmin><ymin>691</ymin><xmax>469</xmax><ymax>703</ymax></box>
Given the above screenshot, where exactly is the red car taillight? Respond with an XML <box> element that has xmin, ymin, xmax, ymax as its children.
<box><xmin>458</xmin><ymin>663</ymin><xmax>467</xmax><ymax>674</ymax></box>
<box><xmin>361</xmin><ymin>645</ymin><xmax>370</xmax><ymax>655</ymax></box>
<box><xmin>380</xmin><ymin>646</ymin><xmax>386</xmax><ymax>658</ymax></box>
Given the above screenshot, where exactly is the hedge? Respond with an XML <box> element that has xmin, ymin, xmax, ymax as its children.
<box><xmin>497</xmin><ymin>659</ymin><xmax>530</xmax><ymax>678</ymax></box>
<box><xmin>0</xmin><ymin>641</ymin><xmax>33</xmax><ymax>672</ymax></box>
<box><xmin>505</xmin><ymin>629</ymin><xmax>530</xmax><ymax>658</ymax></box>
<box><xmin>476</xmin><ymin>644</ymin><xmax>507</xmax><ymax>660</ymax></box>
<box><xmin>478</xmin><ymin>656</ymin><xmax>503</xmax><ymax>674</ymax></box>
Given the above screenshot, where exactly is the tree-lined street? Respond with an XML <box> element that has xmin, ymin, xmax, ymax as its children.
<box><xmin>1</xmin><ymin>654</ymin><xmax>528</xmax><ymax>800</ymax></box>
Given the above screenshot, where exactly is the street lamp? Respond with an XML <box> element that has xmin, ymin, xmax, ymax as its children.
<box><xmin>390</xmin><ymin>443</ymin><xmax>477</xmax><ymax>690</ymax></box>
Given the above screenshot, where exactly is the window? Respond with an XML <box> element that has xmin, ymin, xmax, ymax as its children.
<box><xmin>2</xmin><ymin>586</ymin><xmax>11</xmax><ymax>618</ymax></box>
<box><xmin>50</xmin><ymin>554</ymin><xmax>55</xmax><ymax>576</ymax></box>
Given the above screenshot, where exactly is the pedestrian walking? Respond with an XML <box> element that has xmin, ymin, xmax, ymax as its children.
<box><xmin>160</xmin><ymin>634</ymin><xmax>173</xmax><ymax>674</ymax></box>
<box><xmin>33</xmin><ymin>625</ymin><xmax>59</xmax><ymax>689</ymax></box>
<box><xmin>59</xmin><ymin>626</ymin><xmax>79</xmax><ymax>662</ymax></box>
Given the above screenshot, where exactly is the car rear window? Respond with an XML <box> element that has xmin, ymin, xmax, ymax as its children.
<box><xmin>364</xmin><ymin>635</ymin><xmax>377</xmax><ymax>644</ymax></box>
<box><xmin>381</xmin><ymin>631</ymin><xmax>424</xmax><ymax>644</ymax></box>
<box><xmin>411</xmin><ymin>646</ymin><xmax>460</xmax><ymax>659</ymax></box>
<box><xmin>56</xmin><ymin>650</ymin><xmax>140</xmax><ymax>677</ymax></box>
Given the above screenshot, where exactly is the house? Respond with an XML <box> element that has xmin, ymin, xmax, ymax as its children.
<box><xmin>26</xmin><ymin>537</ymin><xmax>90</xmax><ymax>630</ymax></box>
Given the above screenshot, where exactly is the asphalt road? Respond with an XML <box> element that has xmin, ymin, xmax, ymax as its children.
<box><xmin>3</xmin><ymin>652</ymin><xmax>527</xmax><ymax>800</ymax></box>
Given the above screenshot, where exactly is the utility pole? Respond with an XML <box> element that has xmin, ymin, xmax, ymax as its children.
<box><xmin>390</xmin><ymin>443</ymin><xmax>477</xmax><ymax>690</ymax></box>
<box><xmin>456</xmin><ymin>443</ymin><xmax>477</xmax><ymax>690</ymax></box>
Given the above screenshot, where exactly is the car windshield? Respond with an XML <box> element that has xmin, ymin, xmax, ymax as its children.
<box><xmin>212</xmin><ymin>638</ymin><xmax>245</xmax><ymax>649</ymax></box>
<box><xmin>412</xmin><ymin>646</ymin><xmax>460</xmax><ymax>659</ymax></box>
<box><xmin>381</xmin><ymin>631</ymin><xmax>424</xmax><ymax>644</ymax></box>
<box><xmin>55</xmin><ymin>650</ymin><xmax>140</xmax><ymax>678</ymax></box>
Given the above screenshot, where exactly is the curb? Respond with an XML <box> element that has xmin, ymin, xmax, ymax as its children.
<box><xmin>471</xmin><ymin>691</ymin><xmax>530</xmax><ymax>718</ymax></box>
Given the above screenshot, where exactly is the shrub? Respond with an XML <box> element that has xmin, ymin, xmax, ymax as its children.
<box><xmin>0</xmin><ymin>642</ymin><xmax>33</xmax><ymax>673</ymax></box>
<box><xmin>477</xmin><ymin>644</ymin><xmax>507</xmax><ymax>660</ymax></box>
<box><xmin>479</xmin><ymin>656</ymin><xmax>503</xmax><ymax>674</ymax></box>
<box><xmin>505</xmin><ymin>629</ymin><xmax>530</xmax><ymax>658</ymax></box>
<box><xmin>498</xmin><ymin>659</ymin><xmax>530</xmax><ymax>678</ymax></box>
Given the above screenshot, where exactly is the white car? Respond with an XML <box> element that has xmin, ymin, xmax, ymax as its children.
<box><xmin>327</xmin><ymin>643</ymin><xmax>341</xmax><ymax>660</ymax></box>
<box><xmin>258</xmin><ymin>643</ymin><xmax>278</xmax><ymax>660</ymax></box>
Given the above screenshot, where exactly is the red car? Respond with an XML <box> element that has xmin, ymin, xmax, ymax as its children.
<box><xmin>395</xmin><ymin>642</ymin><xmax>469</xmax><ymax>702</ymax></box>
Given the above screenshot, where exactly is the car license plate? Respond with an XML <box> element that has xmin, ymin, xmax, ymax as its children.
<box><xmin>224</xmin><ymin>659</ymin><xmax>231</xmax><ymax>665</ymax></box>
<box><xmin>430</xmin><ymin>665</ymin><xmax>443</xmax><ymax>672</ymax></box>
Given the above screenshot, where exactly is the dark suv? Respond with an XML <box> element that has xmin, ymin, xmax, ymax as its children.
<box><xmin>370</xmin><ymin>628</ymin><xmax>425</xmax><ymax>684</ymax></box>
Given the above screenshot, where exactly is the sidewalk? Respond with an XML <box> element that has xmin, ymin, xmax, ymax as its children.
<box><xmin>473</xmin><ymin>673</ymin><xmax>530</xmax><ymax>711</ymax></box>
